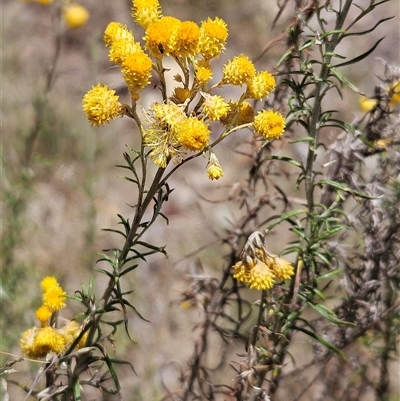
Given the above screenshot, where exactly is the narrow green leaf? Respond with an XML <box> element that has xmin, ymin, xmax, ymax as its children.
<box><xmin>343</xmin><ymin>17</ymin><xmax>393</xmax><ymax>38</ymax></box>
<box><xmin>289</xmin><ymin>136</ymin><xmax>315</xmax><ymax>144</ymax></box>
<box><xmin>260</xmin><ymin>155</ymin><xmax>304</xmax><ymax>170</ymax></box>
<box><xmin>277</xmin><ymin>49</ymin><xmax>293</xmax><ymax>68</ymax></box>
<box><xmin>265</xmin><ymin>208</ymin><xmax>307</xmax><ymax>231</ymax></box>
<box><xmin>329</xmin><ymin>66</ymin><xmax>362</xmax><ymax>94</ymax></box>
<box><xmin>318</xmin><ymin>179</ymin><xmax>374</xmax><ymax>199</ymax></box>
<box><xmin>334</xmin><ymin>37</ymin><xmax>385</xmax><ymax>68</ymax></box>
<box><xmin>316</xmin><ymin>268</ymin><xmax>343</xmax><ymax>282</ymax></box>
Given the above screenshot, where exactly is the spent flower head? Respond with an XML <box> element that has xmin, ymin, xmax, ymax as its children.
<box><xmin>232</xmin><ymin>231</ymin><xmax>293</xmax><ymax>290</ymax></box>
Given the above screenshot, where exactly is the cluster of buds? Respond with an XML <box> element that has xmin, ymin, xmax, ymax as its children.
<box><xmin>232</xmin><ymin>231</ymin><xmax>294</xmax><ymax>290</ymax></box>
<box><xmin>20</xmin><ymin>276</ymin><xmax>87</xmax><ymax>359</ymax></box>
<box><xmin>82</xmin><ymin>0</ymin><xmax>286</xmax><ymax>180</ymax></box>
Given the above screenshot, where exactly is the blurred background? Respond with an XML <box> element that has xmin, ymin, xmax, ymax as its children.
<box><xmin>2</xmin><ymin>0</ymin><xmax>399</xmax><ymax>399</ymax></box>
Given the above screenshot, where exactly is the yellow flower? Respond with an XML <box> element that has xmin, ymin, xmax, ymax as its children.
<box><xmin>359</xmin><ymin>96</ymin><xmax>378</xmax><ymax>112</ymax></box>
<box><xmin>43</xmin><ymin>284</ymin><xmax>66</xmax><ymax>311</ymax></box>
<box><xmin>20</xmin><ymin>327</ymin><xmax>66</xmax><ymax>358</ymax></box>
<box><xmin>272</xmin><ymin>257</ymin><xmax>294</xmax><ymax>281</ymax></box>
<box><xmin>63</xmin><ymin>4</ymin><xmax>89</xmax><ymax>29</ymax></box>
<box><xmin>222</xmin><ymin>55</ymin><xmax>255</xmax><ymax>86</ymax></box>
<box><xmin>109</xmin><ymin>38</ymin><xmax>142</xmax><ymax>64</ymax></box>
<box><xmin>104</xmin><ymin>22</ymin><xmax>134</xmax><ymax>47</ymax></box>
<box><xmin>198</xmin><ymin>17</ymin><xmax>228</xmax><ymax>60</ymax></box>
<box><xmin>172</xmin><ymin>21</ymin><xmax>200</xmax><ymax>57</ymax></box>
<box><xmin>195</xmin><ymin>60</ymin><xmax>213</xmax><ymax>85</ymax></box>
<box><xmin>82</xmin><ymin>84</ymin><xmax>124</xmax><ymax>126</ymax></box>
<box><xmin>41</xmin><ymin>276</ymin><xmax>59</xmax><ymax>292</ymax></box>
<box><xmin>253</xmin><ymin>110</ymin><xmax>285</xmax><ymax>140</ymax></box>
<box><xmin>35</xmin><ymin>305</ymin><xmax>52</xmax><ymax>325</ymax></box>
<box><xmin>246</xmin><ymin>260</ymin><xmax>275</xmax><ymax>290</ymax></box>
<box><xmin>122</xmin><ymin>52</ymin><xmax>153</xmax><ymax>93</ymax></box>
<box><xmin>131</xmin><ymin>0</ymin><xmax>162</xmax><ymax>29</ymax></box>
<box><xmin>232</xmin><ymin>261</ymin><xmax>247</xmax><ymax>283</ymax></box>
<box><xmin>246</xmin><ymin>71</ymin><xmax>276</xmax><ymax>100</ymax></box>
<box><xmin>175</xmin><ymin>117</ymin><xmax>210</xmax><ymax>151</ymax></box>
<box><xmin>144</xmin><ymin>16</ymin><xmax>181</xmax><ymax>57</ymax></box>
<box><xmin>36</xmin><ymin>0</ymin><xmax>53</xmax><ymax>4</ymax></box>
<box><xmin>33</xmin><ymin>327</ymin><xmax>66</xmax><ymax>356</ymax></box>
<box><xmin>207</xmin><ymin>152</ymin><xmax>224</xmax><ymax>181</ymax></box>
<box><xmin>221</xmin><ymin>101</ymin><xmax>254</xmax><ymax>127</ymax></box>
<box><xmin>201</xmin><ymin>93</ymin><xmax>230</xmax><ymax>121</ymax></box>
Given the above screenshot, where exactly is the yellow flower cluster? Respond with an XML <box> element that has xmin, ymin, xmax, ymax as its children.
<box><xmin>20</xmin><ymin>277</ymin><xmax>87</xmax><ymax>359</ymax></box>
<box><xmin>82</xmin><ymin>0</ymin><xmax>287</xmax><ymax>180</ymax></box>
<box><xmin>232</xmin><ymin>231</ymin><xmax>294</xmax><ymax>290</ymax></box>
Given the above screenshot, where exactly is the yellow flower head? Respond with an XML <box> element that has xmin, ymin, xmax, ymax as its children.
<box><xmin>198</xmin><ymin>17</ymin><xmax>228</xmax><ymax>60</ymax></box>
<box><xmin>33</xmin><ymin>327</ymin><xmax>66</xmax><ymax>356</ymax></box>
<box><xmin>359</xmin><ymin>96</ymin><xmax>378</xmax><ymax>112</ymax></box>
<box><xmin>43</xmin><ymin>284</ymin><xmax>66</xmax><ymax>311</ymax></box>
<box><xmin>201</xmin><ymin>93</ymin><xmax>230</xmax><ymax>121</ymax></box>
<box><xmin>246</xmin><ymin>260</ymin><xmax>275</xmax><ymax>290</ymax></box>
<box><xmin>232</xmin><ymin>261</ymin><xmax>247</xmax><ymax>283</ymax></box>
<box><xmin>207</xmin><ymin>152</ymin><xmax>224</xmax><ymax>181</ymax></box>
<box><xmin>222</xmin><ymin>55</ymin><xmax>256</xmax><ymax>86</ymax></box>
<box><xmin>122</xmin><ymin>52</ymin><xmax>153</xmax><ymax>93</ymax></box>
<box><xmin>41</xmin><ymin>276</ymin><xmax>59</xmax><ymax>292</ymax></box>
<box><xmin>144</xmin><ymin>16</ymin><xmax>181</xmax><ymax>57</ymax></box>
<box><xmin>195</xmin><ymin>60</ymin><xmax>213</xmax><ymax>85</ymax></box>
<box><xmin>35</xmin><ymin>305</ymin><xmax>52</xmax><ymax>325</ymax></box>
<box><xmin>82</xmin><ymin>84</ymin><xmax>124</xmax><ymax>126</ymax></box>
<box><xmin>104</xmin><ymin>22</ymin><xmax>134</xmax><ymax>47</ymax></box>
<box><xmin>36</xmin><ymin>0</ymin><xmax>53</xmax><ymax>4</ymax></box>
<box><xmin>109</xmin><ymin>38</ymin><xmax>142</xmax><ymax>64</ymax></box>
<box><xmin>20</xmin><ymin>327</ymin><xmax>66</xmax><ymax>358</ymax></box>
<box><xmin>172</xmin><ymin>21</ymin><xmax>200</xmax><ymax>57</ymax></box>
<box><xmin>175</xmin><ymin>117</ymin><xmax>210</xmax><ymax>151</ymax></box>
<box><xmin>131</xmin><ymin>0</ymin><xmax>162</xmax><ymax>29</ymax></box>
<box><xmin>272</xmin><ymin>257</ymin><xmax>294</xmax><ymax>281</ymax></box>
<box><xmin>246</xmin><ymin>71</ymin><xmax>276</xmax><ymax>100</ymax></box>
<box><xmin>221</xmin><ymin>101</ymin><xmax>254</xmax><ymax>127</ymax></box>
<box><xmin>253</xmin><ymin>109</ymin><xmax>285</xmax><ymax>140</ymax></box>
<box><xmin>63</xmin><ymin>4</ymin><xmax>89</xmax><ymax>29</ymax></box>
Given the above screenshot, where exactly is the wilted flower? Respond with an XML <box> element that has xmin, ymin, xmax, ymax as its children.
<box><xmin>232</xmin><ymin>231</ymin><xmax>294</xmax><ymax>290</ymax></box>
